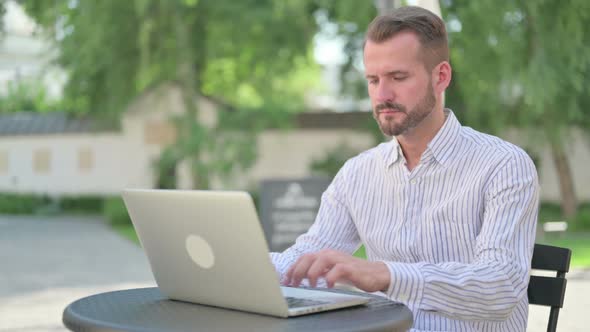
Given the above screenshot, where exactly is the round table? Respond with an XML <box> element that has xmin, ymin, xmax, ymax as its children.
<box><xmin>63</xmin><ymin>287</ymin><xmax>413</xmax><ymax>332</ymax></box>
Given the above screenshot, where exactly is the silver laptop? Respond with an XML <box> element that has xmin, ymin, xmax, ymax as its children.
<box><xmin>121</xmin><ymin>189</ymin><xmax>370</xmax><ymax>317</ymax></box>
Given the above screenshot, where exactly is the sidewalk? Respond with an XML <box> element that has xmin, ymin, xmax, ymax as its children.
<box><xmin>0</xmin><ymin>215</ymin><xmax>587</xmax><ymax>331</ymax></box>
<box><xmin>528</xmin><ymin>268</ymin><xmax>589</xmax><ymax>332</ymax></box>
<box><xmin>0</xmin><ymin>215</ymin><xmax>155</xmax><ymax>332</ymax></box>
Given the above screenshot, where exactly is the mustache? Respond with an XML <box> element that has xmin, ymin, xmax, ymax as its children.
<box><xmin>375</xmin><ymin>102</ymin><xmax>406</xmax><ymax>113</ymax></box>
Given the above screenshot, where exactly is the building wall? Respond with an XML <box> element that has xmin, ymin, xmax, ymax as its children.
<box><xmin>2</xmin><ymin>1</ymin><xmax>586</xmax><ymax>203</ymax></box>
<box><xmin>1</xmin><ymin>108</ymin><xmax>589</xmax><ymax>203</ymax></box>
<box><xmin>0</xmin><ymin>127</ymin><xmax>375</xmax><ymax>196</ymax></box>
<box><xmin>214</xmin><ymin>129</ymin><xmax>375</xmax><ymax>189</ymax></box>
<box><xmin>0</xmin><ymin>133</ymin><xmax>148</xmax><ymax>195</ymax></box>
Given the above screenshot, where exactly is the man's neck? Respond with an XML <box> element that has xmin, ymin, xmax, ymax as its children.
<box><xmin>397</xmin><ymin>107</ymin><xmax>447</xmax><ymax>171</ymax></box>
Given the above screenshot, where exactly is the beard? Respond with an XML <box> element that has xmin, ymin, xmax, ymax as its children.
<box><xmin>373</xmin><ymin>85</ymin><xmax>436</xmax><ymax>137</ymax></box>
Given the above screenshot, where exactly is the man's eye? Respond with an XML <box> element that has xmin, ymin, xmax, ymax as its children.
<box><xmin>393</xmin><ymin>76</ymin><xmax>407</xmax><ymax>81</ymax></box>
<box><xmin>367</xmin><ymin>79</ymin><xmax>378</xmax><ymax>85</ymax></box>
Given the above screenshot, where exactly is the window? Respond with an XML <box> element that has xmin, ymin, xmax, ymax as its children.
<box><xmin>144</xmin><ymin>121</ymin><xmax>177</xmax><ymax>146</ymax></box>
<box><xmin>78</xmin><ymin>147</ymin><xmax>94</xmax><ymax>172</ymax></box>
<box><xmin>33</xmin><ymin>148</ymin><xmax>51</xmax><ymax>173</ymax></box>
<box><xmin>0</xmin><ymin>150</ymin><xmax>7</xmax><ymax>174</ymax></box>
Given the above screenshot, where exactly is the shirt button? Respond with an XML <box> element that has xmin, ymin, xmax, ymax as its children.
<box><xmin>398</xmin><ymin>293</ymin><xmax>409</xmax><ymax>302</ymax></box>
<box><xmin>410</xmin><ymin>179</ymin><xmax>417</xmax><ymax>184</ymax></box>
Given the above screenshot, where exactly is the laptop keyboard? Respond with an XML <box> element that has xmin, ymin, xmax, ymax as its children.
<box><xmin>285</xmin><ymin>297</ymin><xmax>330</xmax><ymax>308</ymax></box>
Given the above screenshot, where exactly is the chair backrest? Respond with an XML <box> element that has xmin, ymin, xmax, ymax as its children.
<box><xmin>528</xmin><ymin>243</ymin><xmax>572</xmax><ymax>332</ymax></box>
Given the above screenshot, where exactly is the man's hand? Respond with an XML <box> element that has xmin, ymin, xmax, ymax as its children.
<box><xmin>282</xmin><ymin>249</ymin><xmax>390</xmax><ymax>293</ymax></box>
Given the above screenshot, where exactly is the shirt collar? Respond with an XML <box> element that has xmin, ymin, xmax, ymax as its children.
<box><xmin>384</xmin><ymin>137</ymin><xmax>404</xmax><ymax>167</ymax></box>
<box><xmin>383</xmin><ymin>109</ymin><xmax>462</xmax><ymax>168</ymax></box>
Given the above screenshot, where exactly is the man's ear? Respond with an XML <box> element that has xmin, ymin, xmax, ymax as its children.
<box><xmin>433</xmin><ymin>61</ymin><xmax>452</xmax><ymax>95</ymax></box>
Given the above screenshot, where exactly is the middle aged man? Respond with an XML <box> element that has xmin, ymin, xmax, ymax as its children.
<box><xmin>271</xmin><ymin>6</ymin><xmax>539</xmax><ymax>332</ymax></box>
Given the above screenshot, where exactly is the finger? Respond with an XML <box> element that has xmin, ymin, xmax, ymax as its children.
<box><xmin>285</xmin><ymin>254</ymin><xmax>310</xmax><ymax>284</ymax></box>
<box><xmin>284</xmin><ymin>263</ymin><xmax>296</xmax><ymax>285</ymax></box>
<box><xmin>307</xmin><ymin>255</ymin><xmax>334</xmax><ymax>288</ymax></box>
<box><xmin>289</xmin><ymin>254</ymin><xmax>316</xmax><ymax>287</ymax></box>
<box><xmin>284</xmin><ymin>263</ymin><xmax>298</xmax><ymax>286</ymax></box>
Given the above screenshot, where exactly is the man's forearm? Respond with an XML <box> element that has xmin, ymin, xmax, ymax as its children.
<box><xmin>382</xmin><ymin>255</ymin><xmax>529</xmax><ymax>321</ymax></box>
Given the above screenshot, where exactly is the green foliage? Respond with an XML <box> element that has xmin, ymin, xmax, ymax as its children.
<box><xmin>309</xmin><ymin>143</ymin><xmax>360</xmax><ymax>178</ymax></box>
<box><xmin>103</xmin><ymin>197</ymin><xmax>132</xmax><ymax>226</ymax></box>
<box><xmin>569</xmin><ymin>206</ymin><xmax>590</xmax><ymax>231</ymax></box>
<box><xmin>0</xmin><ymin>81</ymin><xmax>66</xmax><ymax>113</ymax></box>
<box><xmin>442</xmin><ymin>0</ymin><xmax>590</xmax><ymax>135</ymax></box>
<box><xmin>19</xmin><ymin>0</ymin><xmax>320</xmax><ymax>117</ymax></box>
<box><xmin>539</xmin><ymin>202</ymin><xmax>590</xmax><ymax>231</ymax></box>
<box><xmin>0</xmin><ymin>193</ymin><xmax>51</xmax><ymax>214</ymax></box>
<box><xmin>538</xmin><ymin>202</ymin><xmax>563</xmax><ymax>223</ymax></box>
<box><xmin>0</xmin><ymin>193</ymin><xmax>103</xmax><ymax>214</ymax></box>
<box><xmin>19</xmin><ymin>0</ymin><xmax>327</xmax><ymax>189</ymax></box>
<box><xmin>20</xmin><ymin>1</ymin><xmax>143</xmax><ymax>119</ymax></box>
<box><xmin>59</xmin><ymin>196</ymin><xmax>103</xmax><ymax>213</ymax></box>
<box><xmin>311</xmin><ymin>1</ymin><xmax>377</xmax><ymax>99</ymax></box>
<box><xmin>154</xmin><ymin>147</ymin><xmax>179</xmax><ymax>189</ymax></box>
<box><xmin>199</xmin><ymin>1</ymin><xmax>322</xmax><ymax>110</ymax></box>
<box><xmin>353</xmin><ymin>245</ymin><xmax>366</xmax><ymax>259</ymax></box>
<box><xmin>538</xmin><ymin>233</ymin><xmax>590</xmax><ymax>268</ymax></box>
<box><xmin>111</xmin><ymin>224</ymin><xmax>140</xmax><ymax>244</ymax></box>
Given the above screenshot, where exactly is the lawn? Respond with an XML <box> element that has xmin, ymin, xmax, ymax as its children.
<box><xmin>113</xmin><ymin>225</ymin><xmax>590</xmax><ymax>268</ymax></box>
<box><xmin>538</xmin><ymin>233</ymin><xmax>590</xmax><ymax>268</ymax></box>
<box><xmin>113</xmin><ymin>224</ymin><xmax>140</xmax><ymax>245</ymax></box>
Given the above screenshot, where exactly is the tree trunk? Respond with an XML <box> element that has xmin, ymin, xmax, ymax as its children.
<box><xmin>550</xmin><ymin>140</ymin><xmax>578</xmax><ymax>219</ymax></box>
<box><xmin>173</xmin><ymin>2</ymin><xmax>208</xmax><ymax>189</ymax></box>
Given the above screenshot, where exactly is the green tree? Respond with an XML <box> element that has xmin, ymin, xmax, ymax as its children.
<box><xmin>313</xmin><ymin>1</ymin><xmax>377</xmax><ymax>101</ymax></box>
<box><xmin>442</xmin><ymin>0</ymin><xmax>590</xmax><ymax>221</ymax></box>
<box><xmin>0</xmin><ymin>80</ymin><xmax>65</xmax><ymax>113</ymax></box>
<box><xmin>18</xmin><ymin>0</ymin><xmax>322</xmax><ymax>188</ymax></box>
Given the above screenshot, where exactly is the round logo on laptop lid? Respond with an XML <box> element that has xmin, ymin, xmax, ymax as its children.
<box><xmin>185</xmin><ymin>234</ymin><xmax>215</xmax><ymax>269</ymax></box>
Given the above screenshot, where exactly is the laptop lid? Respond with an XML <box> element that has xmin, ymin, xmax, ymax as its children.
<box><xmin>122</xmin><ymin>189</ymin><xmax>369</xmax><ymax>317</ymax></box>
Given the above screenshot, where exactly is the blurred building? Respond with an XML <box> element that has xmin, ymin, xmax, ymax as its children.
<box><xmin>0</xmin><ymin>82</ymin><xmax>589</xmax><ymax>203</ymax></box>
<box><xmin>0</xmin><ymin>83</ymin><xmax>374</xmax><ymax>196</ymax></box>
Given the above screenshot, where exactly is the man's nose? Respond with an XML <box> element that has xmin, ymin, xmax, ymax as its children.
<box><xmin>375</xmin><ymin>81</ymin><xmax>395</xmax><ymax>103</ymax></box>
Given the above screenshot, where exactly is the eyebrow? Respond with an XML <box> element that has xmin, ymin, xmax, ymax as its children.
<box><xmin>365</xmin><ymin>70</ymin><xmax>410</xmax><ymax>79</ymax></box>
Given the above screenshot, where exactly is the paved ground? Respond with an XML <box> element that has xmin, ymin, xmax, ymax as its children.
<box><xmin>0</xmin><ymin>215</ymin><xmax>155</xmax><ymax>332</ymax></box>
<box><xmin>0</xmin><ymin>215</ymin><xmax>588</xmax><ymax>331</ymax></box>
<box><xmin>527</xmin><ymin>267</ymin><xmax>590</xmax><ymax>332</ymax></box>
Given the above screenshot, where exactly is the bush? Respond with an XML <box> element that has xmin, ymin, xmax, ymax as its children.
<box><xmin>103</xmin><ymin>197</ymin><xmax>132</xmax><ymax>226</ymax></box>
<box><xmin>309</xmin><ymin>143</ymin><xmax>359</xmax><ymax>178</ymax></box>
<box><xmin>0</xmin><ymin>80</ymin><xmax>69</xmax><ymax>113</ymax></box>
<box><xmin>539</xmin><ymin>202</ymin><xmax>563</xmax><ymax>223</ymax></box>
<box><xmin>0</xmin><ymin>193</ymin><xmax>51</xmax><ymax>214</ymax></box>
<box><xmin>0</xmin><ymin>193</ymin><xmax>108</xmax><ymax>215</ymax></box>
<box><xmin>60</xmin><ymin>196</ymin><xmax>103</xmax><ymax>213</ymax></box>
<box><xmin>570</xmin><ymin>206</ymin><xmax>590</xmax><ymax>231</ymax></box>
<box><xmin>539</xmin><ymin>201</ymin><xmax>590</xmax><ymax>232</ymax></box>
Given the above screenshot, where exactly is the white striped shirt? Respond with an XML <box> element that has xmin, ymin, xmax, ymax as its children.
<box><xmin>271</xmin><ymin>110</ymin><xmax>539</xmax><ymax>331</ymax></box>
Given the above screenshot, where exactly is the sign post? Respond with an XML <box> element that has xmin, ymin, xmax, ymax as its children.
<box><xmin>260</xmin><ymin>178</ymin><xmax>332</xmax><ymax>252</ymax></box>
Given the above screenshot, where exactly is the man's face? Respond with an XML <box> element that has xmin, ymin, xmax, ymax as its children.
<box><xmin>364</xmin><ymin>32</ymin><xmax>437</xmax><ymax>137</ymax></box>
